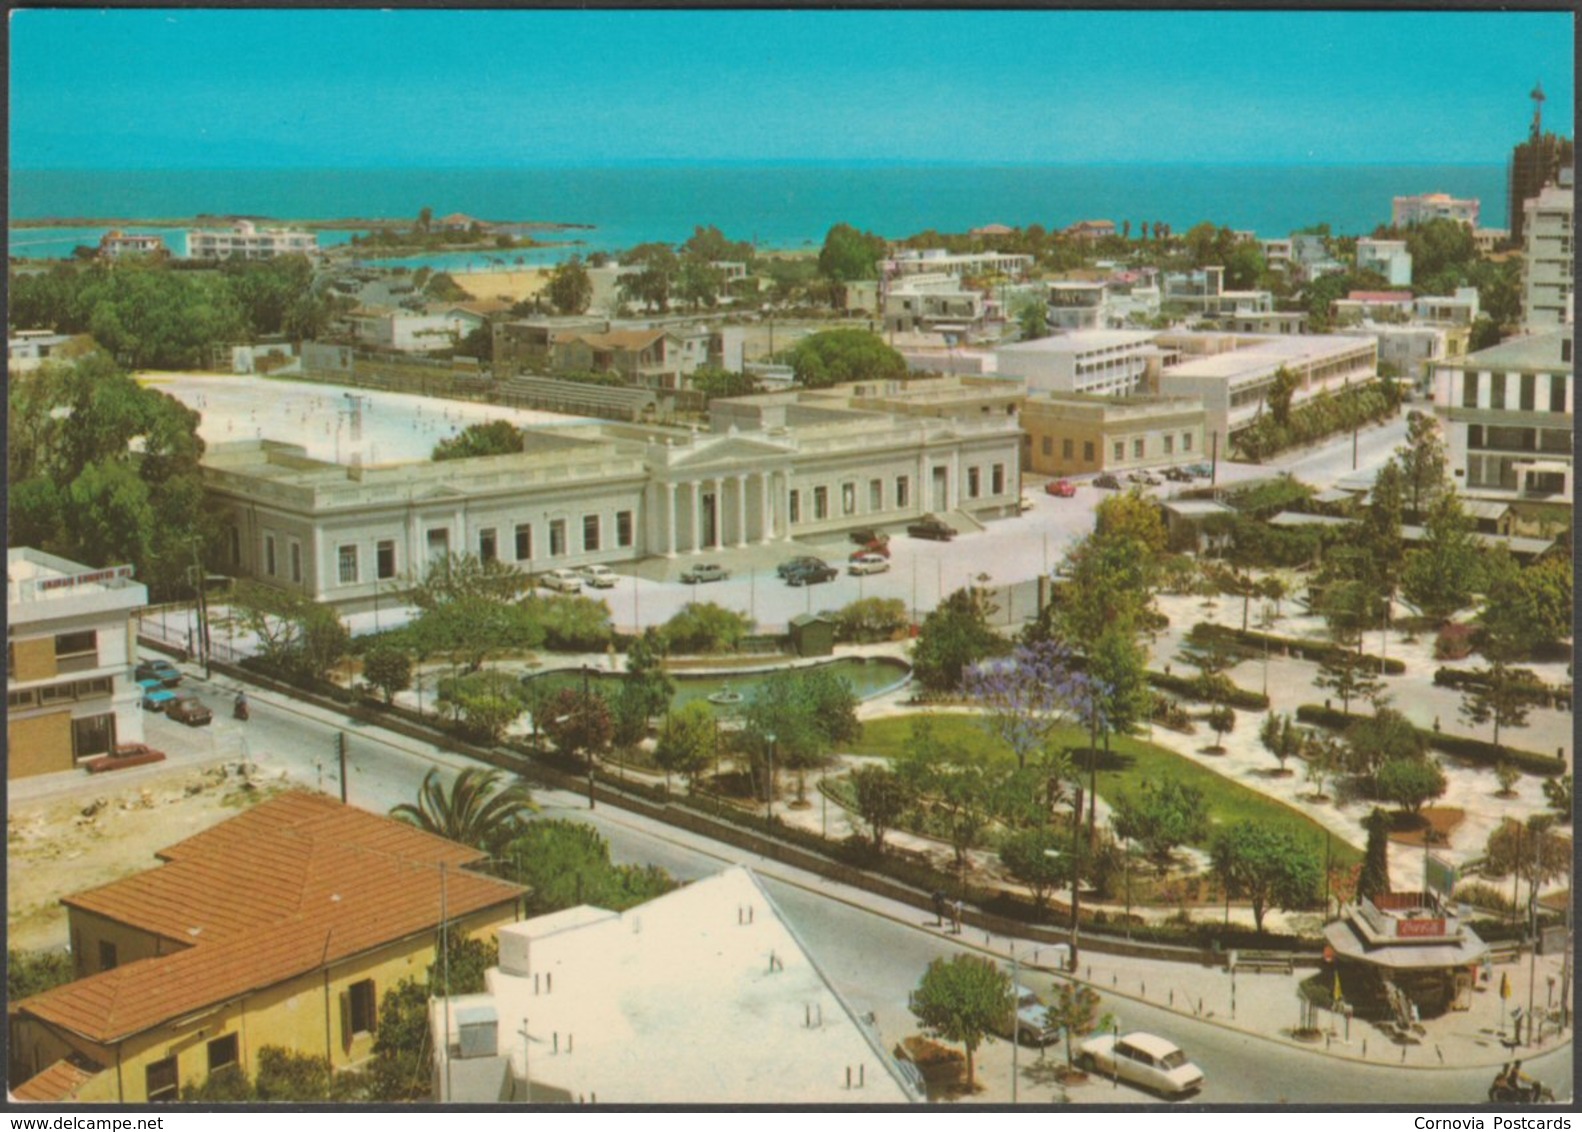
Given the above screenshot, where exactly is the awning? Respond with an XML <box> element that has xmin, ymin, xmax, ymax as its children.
<box><xmin>1324</xmin><ymin>918</ymin><xmax>1488</xmax><ymax>970</ymax></box>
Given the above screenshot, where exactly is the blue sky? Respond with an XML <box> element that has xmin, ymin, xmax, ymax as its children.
<box><xmin>10</xmin><ymin>9</ymin><xmax>1574</xmax><ymax>168</ymax></box>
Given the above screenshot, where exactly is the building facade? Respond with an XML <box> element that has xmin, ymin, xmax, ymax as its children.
<box><xmin>1355</xmin><ymin>239</ymin><xmax>1413</xmax><ymax>287</ymax></box>
<box><xmin>882</xmin><ymin>273</ymin><xmax>986</xmax><ymax>336</ymax></box>
<box><xmin>1391</xmin><ymin>192</ymin><xmax>1480</xmax><ymax>229</ymax></box>
<box><xmin>96</xmin><ymin>230</ymin><xmax>168</xmax><ymax>259</ymax></box>
<box><xmin>1022</xmin><ymin>394</ymin><xmax>1206</xmax><ymax>477</ymax></box>
<box><xmin>7</xmin><ymin>331</ymin><xmax>76</xmax><ymax>374</ymax></box>
<box><xmin>1521</xmin><ymin>177</ymin><xmax>1574</xmax><ymax>332</ymax></box>
<box><xmin>6</xmin><ymin>549</ymin><xmax>147</xmax><ymax>780</ymax></box>
<box><xmin>995</xmin><ymin>330</ymin><xmax>1162</xmax><ymax>396</ymax></box>
<box><xmin>881</xmin><ymin>248</ymin><xmax>1033</xmax><ymax>281</ymax></box>
<box><xmin>1432</xmin><ymin>327</ymin><xmax>1573</xmax><ymax>502</ymax></box>
<box><xmin>1162</xmin><ymin>266</ymin><xmax>1273</xmax><ymax>318</ymax></box>
<box><xmin>185</xmin><ymin>221</ymin><xmax>319</xmax><ymax>261</ymax></box>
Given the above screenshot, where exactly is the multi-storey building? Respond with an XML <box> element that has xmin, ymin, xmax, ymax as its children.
<box><xmin>1433</xmin><ymin>327</ymin><xmax>1572</xmax><ymax>502</ymax></box>
<box><xmin>1162</xmin><ymin>266</ymin><xmax>1273</xmax><ymax>318</ymax></box>
<box><xmin>184</xmin><ymin>220</ymin><xmax>318</xmax><ymax>260</ymax></box>
<box><xmin>1021</xmin><ymin>394</ymin><xmax>1206</xmax><ymax>477</ymax></box>
<box><xmin>1414</xmin><ymin>288</ymin><xmax>1482</xmax><ymax>327</ymax></box>
<box><xmin>1355</xmin><ymin>238</ymin><xmax>1413</xmax><ymax>287</ymax></box>
<box><xmin>1507</xmin><ymin>84</ymin><xmax>1573</xmax><ymax>244</ymax></box>
<box><xmin>882</xmin><ymin>273</ymin><xmax>986</xmax><ymax>336</ymax></box>
<box><xmin>1368</xmin><ymin>324</ymin><xmax>1469</xmax><ymax>396</ymax></box>
<box><xmin>6</xmin><ymin>549</ymin><xmax>148</xmax><ymax>779</ymax></box>
<box><xmin>881</xmin><ymin>248</ymin><xmax>1033</xmax><ymax>281</ymax></box>
<box><xmin>1521</xmin><ymin>174</ymin><xmax>1574</xmax><ymax>332</ymax></box>
<box><xmin>96</xmin><ymin>230</ymin><xmax>168</xmax><ymax>259</ymax></box>
<box><xmin>995</xmin><ymin>330</ymin><xmax>1164</xmax><ymax>397</ymax></box>
<box><xmin>1391</xmin><ymin>192</ymin><xmax>1480</xmax><ymax>229</ymax></box>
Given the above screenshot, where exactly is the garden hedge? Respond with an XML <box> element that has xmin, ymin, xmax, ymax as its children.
<box><xmin>1191</xmin><ymin>622</ymin><xmax>1406</xmax><ymax>675</ymax></box>
<box><xmin>1294</xmin><ymin>704</ymin><xmax>1565</xmax><ymax>776</ymax></box>
<box><xmin>1148</xmin><ymin>669</ymin><xmax>1270</xmax><ymax>711</ymax></box>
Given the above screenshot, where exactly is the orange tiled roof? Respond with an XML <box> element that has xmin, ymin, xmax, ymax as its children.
<box><xmin>20</xmin><ymin>792</ymin><xmax>522</xmax><ymax>1044</ymax></box>
<box><xmin>13</xmin><ymin>1056</ymin><xmax>102</xmax><ymax>1102</ymax></box>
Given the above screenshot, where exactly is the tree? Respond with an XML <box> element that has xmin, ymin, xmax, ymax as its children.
<box><xmin>832</xmin><ymin>597</ymin><xmax>909</xmax><ymax>644</ymax></box>
<box><xmin>687</xmin><ymin>365</ymin><xmax>759</xmax><ymax>401</ymax></box>
<box><xmin>661</xmin><ymin>601</ymin><xmax>753</xmax><ymax>654</ymax></box>
<box><xmin>1495</xmin><ymin>761</ymin><xmax>1522</xmax><ymax>798</ymax></box>
<box><xmin>1359</xmin><ymin>807</ymin><xmax>1393</xmax><ymax>901</ymax></box>
<box><xmin>1303</xmin><ymin>731</ymin><xmax>1343</xmax><ymax>802</ymax></box>
<box><xmin>1401</xmin><ymin>490</ymin><xmax>1480</xmax><ymax>621</ymax></box>
<box><xmin>432</xmin><ymin>420</ymin><xmax>524</xmax><ymax>462</ymax></box>
<box><xmin>1375</xmin><ymin>756</ymin><xmax>1447</xmax><ymax>818</ymax></box>
<box><xmin>231</xmin><ymin>580</ymin><xmax>350</xmax><ymax>684</ymax></box>
<box><xmin>362</xmin><ymin>645</ymin><xmax>413</xmax><ymax>705</ymax></box>
<box><xmin>546</xmin><ymin>255</ymin><xmax>593</xmax><ymax>315</ymax></box>
<box><xmin>7</xmin><ymin>948</ymin><xmax>73</xmax><ymax>1001</ymax></box>
<box><xmin>537</xmin><ymin>685</ymin><xmax>614</xmax><ymax>763</ymax></box>
<box><xmin>504</xmin><ymin>820</ymin><xmax>676</xmax><ymax>916</ymax></box>
<box><xmin>742</xmin><ymin>667</ymin><xmax>860</xmax><ymax>804</ymax></box>
<box><xmin>1458</xmin><ymin>661</ymin><xmax>1534</xmax><ymax>752</ymax></box>
<box><xmin>618</xmin><ymin>243</ymin><xmax>680</xmax><ymax>312</ymax></box>
<box><xmin>1482</xmin><ymin>553</ymin><xmax>1573</xmax><ymax>659</ymax></box>
<box><xmin>849</xmin><ymin>764</ymin><xmax>914</xmax><ymax>854</ymax></box>
<box><xmin>786</xmin><ymin>328</ymin><xmax>906</xmax><ymax>389</ymax></box>
<box><xmin>1047</xmin><ymin>982</ymin><xmax>1103</xmax><ymax>1076</ymax></box>
<box><xmin>1267</xmin><ymin>366</ymin><xmax>1301</xmax><ymax>427</ymax></box>
<box><xmin>1210</xmin><ymin>821</ymin><xmax>1323</xmax><ymax>933</ymax></box>
<box><xmin>612</xmin><ymin>627</ymin><xmax>673</xmax><ymax>747</ymax></box>
<box><xmin>1260</xmin><ymin>712</ymin><xmax>1301</xmax><ymax>775</ymax></box>
<box><xmin>963</xmin><ymin>640</ymin><xmax>1085</xmax><ymax>769</ymax></box>
<box><xmin>913</xmin><ymin>586</ymin><xmax>1006</xmax><ymax>692</ymax></box>
<box><xmin>1396</xmin><ymin>410</ymin><xmax>1448</xmax><ymax>520</ymax></box>
<box><xmin>1111</xmin><ymin>777</ymin><xmax>1209</xmax><ymax>874</ymax></box>
<box><xmin>436</xmin><ymin>668</ymin><xmax>529</xmax><ymax>742</ymax></box>
<box><xmin>1543</xmin><ymin>774</ymin><xmax>1572</xmax><ymax>822</ymax></box>
<box><xmin>817</xmin><ymin>222</ymin><xmax>887</xmax><ymax>283</ymax></box>
<box><xmin>390</xmin><ymin>767</ymin><xmax>536</xmax><ymax>857</ymax></box>
<box><xmin>1314</xmin><ymin>648</ymin><xmax>1384</xmax><ymax>715</ymax></box>
<box><xmin>1343</xmin><ymin>706</ymin><xmax>1425</xmax><ymax>783</ymax></box>
<box><xmin>677</xmin><ymin>260</ymin><xmax>726</xmax><ymax>310</ymax></box>
<box><xmin>654</xmin><ymin>700</ymin><xmax>716</xmax><ymax>793</ymax></box>
<box><xmin>1174</xmin><ymin>635</ymin><xmax>1238</xmax><ymax>710</ymax></box>
<box><xmin>909</xmin><ymin>955</ymin><xmax>1013</xmax><ymax>1091</ymax></box>
<box><xmin>1014</xmin><ymin>297</ymin><xmax>1048</xmax><ymax>341</ymax></box>
<box><xmin>998</xmin><ymin>825</ymin><xmax>1071</xmax><ymax>913</ymax></box>
<box><xmin>1204</xmin><ymin>705</ymin><xmax>1236</xmax><ymax>751</ymax></box>
<box><xmin>900</xmin><ymin>717</ymin><xmax>1002</xmax><ymax>872</ymax></box>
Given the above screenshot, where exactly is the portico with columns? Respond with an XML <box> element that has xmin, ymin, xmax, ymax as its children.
<box><xmin>646</xmin><ymin>433</ymin><xmax>797</xmax><ymax>556</ymax></box>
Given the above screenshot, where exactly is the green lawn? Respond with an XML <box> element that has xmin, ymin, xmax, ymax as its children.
<box><xmin>856</xmin><ymin>713</ymin><xmax>1361</xmax><ymax>866</ymax></box>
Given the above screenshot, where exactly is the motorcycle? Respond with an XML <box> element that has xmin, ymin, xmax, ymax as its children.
<box><xmin>1489</xmin><ymin>1077</ymin><xmax>1554</xmax><ymax>1104</ymax></box>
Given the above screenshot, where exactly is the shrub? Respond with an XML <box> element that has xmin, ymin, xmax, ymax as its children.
<box><xmin>833</xmin><ymin>597</ymin><xmax>910</xmax><ymax>643</ymax></box>
<box><xmin>1434</xmin><ymin>622</ymin><xmax>1477</xmax><ymax>661</ymax></box>
<box><xmin>1294</xmin><ymin>704</ymin><xmax>1564</xmax><ymax>775</ymax></box>
<box><xmin>1148</xmin><ymin>669</ymin><xmax>1269</xmax><ymax>711</ymax></box>
<box><xmin>1191</xmin><ymin>622</ymin><xmax>1405</xmax><ymax>675</ymax></box>
<box><xmin>662</xmin><ymin>602</ymin><xmax>753</xmax><ymax>654</ymax></box>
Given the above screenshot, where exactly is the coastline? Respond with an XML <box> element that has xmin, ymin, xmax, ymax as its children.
<box><xmin>10</xmin><ymin>216</ymin><xmax>593</xmax><ymax>232</ymax></box>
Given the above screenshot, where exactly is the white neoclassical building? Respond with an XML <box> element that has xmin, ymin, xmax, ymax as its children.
<box><xmin>202</xmin><ymin>396</ymin><xmax>1023</xmax><ymax>611</ymax></box>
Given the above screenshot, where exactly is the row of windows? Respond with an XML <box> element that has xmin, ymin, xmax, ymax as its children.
<box><xmin>1461</xmin><ymin>371</ymin><xmax>1569</xmax><ymax>412</ymax></box>
<box><xmin>1037</xmin><ymin>432</ymin><xmax>1195</xmax><ymax>461</ymax></box>
<box><xmin>334</xmin><ymin>512</ymin><xmax>638</xmax><ymax>585</ymax></box>
<box><xmin>1466</xmin><ymin>425</ymin><xmax>1573</xmax><ymax>455</ymax></box>
<box><xmin>8</xmin><ymin>676</ymin><xmax>114</xmax><ymax>710</ymax></box>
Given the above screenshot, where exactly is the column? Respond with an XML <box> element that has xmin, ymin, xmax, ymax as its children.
<box><xmin>711</xmin><ymin>479</ymin><xmax>723</xmax><ymax>551</ymax></box>
<box><xmin>691</xmin><ymin>481</ymin><xmax>703</xmax><ymax>555</ymax></box>
<box><xmin>665</xmin><ymin>483</ymin><xmax>677</xmax><ymax>557</ymax></box>
<box><xmin>735</xmin><ymin>474</ymin><xmax>749</xmax><ymax>548</ymax></box>
<box><xmin>759</xmin><ymin>473</ymin><xmax>774</xmax><ymax>544</ymax></box>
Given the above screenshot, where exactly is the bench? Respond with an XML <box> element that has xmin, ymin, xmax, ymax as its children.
<box><xmin>1228</xmin><ymin>948</ymin><xmax>1294</xmax><ymax>974</ymax></box>
<box><xmin>1487</xmin><ymin>942</ymin><xmax>1524</xmax><ymax>965</ymax></box>
<box><xmin>82</xmin><ymin>747</ymin><xmax>167</xmax><ymax>775</ymax></box>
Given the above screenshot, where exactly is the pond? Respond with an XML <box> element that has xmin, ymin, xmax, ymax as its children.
<box><xmin>524</xmin><ymin>656</ymin><xmax>911</xmax><ymax>712</ymax></box>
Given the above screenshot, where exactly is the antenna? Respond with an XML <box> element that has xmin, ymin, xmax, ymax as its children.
<box><xmin>1531</xmin><ymin>82</ymin><xmax>1546</xmax><ymax>141</ymax></box>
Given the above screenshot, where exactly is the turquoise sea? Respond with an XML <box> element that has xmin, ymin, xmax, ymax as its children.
<box><xmin>9</xmin><ymin>162</ymin><xmax>1508</xmax><ymax>265</ymax></box>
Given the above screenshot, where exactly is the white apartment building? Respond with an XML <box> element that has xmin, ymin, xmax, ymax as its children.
<box><xmin>1522</xmin><ymin>176</ymin><xmax>1574</xmax><ymax>332</ymax></box>
<box><xmin>995</xmin><ymin>330</ymin><xmax>1163</xmax><ymax>396</ymax></box>
<box><xmin>1260</xmin><ymin>238</ymin><xmax>1294</xmax><ymax>270</ymax></box>
<box><xmin>1414</xmin><ymin>287</ymin><xmax>1482</xmax><ymax>327</ymax></box>
<box><xmin>1392</xmin><ymin>192</ymin><xmax>1480</xmax><ymax>229</ymax></box>
<box><xmin>1368</xmin><ymin>324</ymin><xmax>1469</xmax><ymax>395</ymax></box>
<box><xmin>96</xmin><ymin>230</ymin><xmax>168</xmax><ymax>259</ymax></box>
<box><xmin>881</xmin><ymin>248</ymin><xmax>1033</xmax><ymax>280</ymax></box>
<box><xmin>1047</xmin><ymin>281</ymin><xmax>1109</xmax><ymax>331</ymax></box>
<box><xmin>882</xmin><ymin>273</ymin><xmax>986</xmax><ymax>336</ymax></box>
<box><xmin>184</xmin><ymin>220</ymin><xmax>319</xmax><ymax>260</ymax></box>
<box><xmin>1433</xmin><ymin>327</ymin><xmax>1572</xmax><ymax>502</ymax></box>
<box><xmin>344</xmin><ymin>310</ymin><xmax>467</xmax><ymax>354</ymax></box>
<box><xmin>1332</xmin><ymin>291</ymin><xmax>1416</xmax><ymax>325</ymax></box>
<box><xmin>1156</xmin><ymin>332</ymin><xmax>1378</xmax><ymax>443</ymax></box>
<box><xmin>1355</xmin><ymin>239</ymin><xmax>1413</xmax><ymax>287</ymax></box>
<box><xmin>1473</xmin><ymin>228</ymin><xmax>1511</xmax><ymax>254</ymax></box>
<box><xmin>1162</xmin><ymin>266</ymin><xmax>1273</xmax><ymax>317</ymax></box>
<box><xmin>7</xmin><ymin>549</ymin><xmax>148</xmax><ymax>779</ymax></box>
<box><xmin>1228</xmin><ymin>311</ymin><xmax>1309</xmax><ymax>335</ymax></box>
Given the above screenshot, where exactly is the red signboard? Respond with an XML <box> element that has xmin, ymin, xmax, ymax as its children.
<box><xmin>1396</xmin><ymin>917</ymin><xmax>1447</xmax><ymax>938</ymax></box>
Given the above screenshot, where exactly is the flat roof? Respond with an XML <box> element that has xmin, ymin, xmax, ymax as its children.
<box><xmin>1268</xmin><ymin>511</ymin><xmax>1355</xmax><ymax>528</ymax></box>
<box><xmin>1459</xmin><ymin>327</ymin><xmax>1572</xmax><ymax>371</ymax></box>
<box><xmin>1162</xmin><ymin>334</ymin><xmax>1375</xmax><ymax>379</ymax></box>
<box><xmin>999</xmin><ymin>330</ymin><xmax>1159</xmax><ymax>356</ymax></box>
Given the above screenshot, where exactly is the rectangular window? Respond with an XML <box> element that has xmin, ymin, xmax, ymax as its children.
<box><xmin>869</xmin><ymin>479</ymin><xmax>883</xmax><ymax>510</ymax></box>
<box><xmin>1133</xmin><ymin>438</ymin><xmax>1145</xmax><ymax>458</ymax></box>
<box><xmin>1163</xmin><ymin>434</ymin><xmax>1174</xmax><ymax>455</ymax></box>
<box><xmin>265</xmin><ymin>535</ymin><xmax>277</xmax><ymax>576</ymax></box>
<box><xmin>991</xmin><ymin>464</ymin><xmax>1006</xmax><ymax>494</ymax></box>
<box><xmin>1467</xmin><ymin>424</ymin><xmax>1485</xmax><ymax>448</ymax></box>
<box><xmin>967</xmin><ymin>467</ymin><xmax>981</xmax><ymax>498</ymax></box>
<box><xmin>207</xmin><ymin>1033</ymin><xmax>239</xmax><ymax>1075</ymax></box>
<box><xmin>1551</xmin><ymin>375</ymin><xmax>1568</xmax><ymax>413</ymax></box>
<box><xmin>72</xmin><ymin>713</ymin><xmax>114</xmax><ymax>760</ymax></box>
<box><xmin>1084</xmin><ymin>441</ymin><xmax>1095</xmax><ymax>461</ymax></box>
<box><xmin>377</xmin><ymin>540</ymin><xmax>396</xmax><ymax>580</ymax></box>
<box><xmin>895</xmin><ymin>477</ymin><xmax>909</xmax><ymax>508</ymax></box>
<box><xmin>1183</xmin><ymin>433</ymin><xmax>1193</xmax><ymax>451</ymax></box>
<box><xmin>813</xmin><ymin>486</ymin><xmax>829</xmax><ymax>520</ymax></box>
<box><xmin>478</xmin><ymin>528</ymin><xmax>498</xmax><ymax>563</ymax></box>
<box><xmin>338</xmin><ymin>545</ymin><xmax>358</xmax><ymax>585</ymax></box>
<box><xmin>146</xmin><ymin>1056</ymin><xmax>178</xmax><ymax>1103</ymax></box>
<box><xmin>515</xmin><ymin>524</ymin><xmax>533</xmax><ymax>561</ymax></box>
<box><xmin>99</xmin><ymin>940</ymin><xmax>118</xmax><ymax>972</ymax></box>
<box><xmin>1462</xmin><ymin>373</ymin><xmax>1480</xmax><ymax>408</ymax></box>
<box><xmin>54</xmin><ymin>631</ymin><xmax>97</xmax><ymax>659</ymax></box>
<box><xmin>1113</xmin><ymin>441</ymin><xmax>1124</xmax><ymax>461</ymax></box>
<box><xmin>426</xmin><ymin>528</ymin><xmax>449</xmax><ymax>561</ymax></box>
<box><xmin>549</xmin><ymin>519</ymin><xmax>567</xmax><ymax>556</ymax></box>
<box><xmin>841</xmin><ymin>483</ymin><xmax>857</xmax><ymax>516</ymax></box>
<box><xmin>789</xmin><ymin>490</ymin><xmax>801</xmax><ymax>524</ymax></box>
<box><xmin>1062</xmin><ymin>438</ymin><xmax>1074</xmax><ymax>459</ymax></box>
<box><xmin>616</xmin><ymin>510</ymin><xmax>634</xmax><ymax>548</ymax></box>
<box><xmin>289</xmin><ymin>542</ymin><xmax>302</xmax><ymax>584</ymax></box>
<box><xmin>349</xmin><ymin>978</ymin><xmax>377</xmax><ymax>1036</ymax></box>
<box><xmin>1041</xmin><ymin>436</ymin><xmax>1053</xmax><ymax>456</ymax></box>
<box><xmin>583</xmin><ymin>514</ymin><xmax>601</xmax><ymax>552</ymax></box>
<box><xmin>8</xmin><ymin>689</ymin><xmax>37</xmax><ymax>710</ymax></box>
<box><xmin>1490</xmin><ymin>374</ymin><xmax>1506</xmax><ymax>410</ymax></box>
<box><xmin>1520</xmin><ymin>373</ymin><xmax>1536</xmax><ymax>411</ymax></box>
<box><xmin>229</xmin><ymin>525</ymin><xmax>241</xmax><ymax>566</ymax></box>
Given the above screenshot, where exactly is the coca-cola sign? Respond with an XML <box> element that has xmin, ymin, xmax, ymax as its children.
<box><xmin>1396</xmin><ymin>917</ymin><xmax>1446</xmax><ymax>938</ymax></box>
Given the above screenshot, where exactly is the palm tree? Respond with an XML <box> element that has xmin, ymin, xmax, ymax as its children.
<box><xmin>391</xmin><ymin>767</ymin><xmax>537</xmax><ymax>855</ymax></box>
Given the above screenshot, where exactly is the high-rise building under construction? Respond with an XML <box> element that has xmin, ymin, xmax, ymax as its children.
<box><xmin>1508</xmin><ymin>82</ymin><xmax>1574</xmax><ymax>244</ymax></box>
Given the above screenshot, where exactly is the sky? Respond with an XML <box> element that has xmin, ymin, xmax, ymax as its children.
<box><xmin>9</xmin><ymin>9</ymin><xmax>1575</xmax><ymax>168</ymax></box>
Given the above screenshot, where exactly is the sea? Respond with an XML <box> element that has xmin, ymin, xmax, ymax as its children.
<box><xmin>9</xmin><ymin>162</ymin><xmax>1508</xmax><ymax>269</ymax></box>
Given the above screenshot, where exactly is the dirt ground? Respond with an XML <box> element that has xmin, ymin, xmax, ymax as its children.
<box><xmin>455</xmin><ymin>269</ymin><xmax>550</xmax><ymax>304</ymax></box>
<box><xmin>6</xmin><ymin>766</ymin><xmax>291</xmax><ymax>953</ymax></box>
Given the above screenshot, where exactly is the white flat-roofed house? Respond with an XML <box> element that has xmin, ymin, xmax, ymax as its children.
<box><xmin>430</xmin><ymin>867</ymin><xmax>918</xmax><ymax>1104</ymax></box>
<box><xmin>8</xmin><ymin>331</ymin><xmax>76</xmax><ymax>374</ymax></box>
<box><xmin>1332</xmin><ymin>291</ymin><xmax>1416</xmax><ymax>326</ymax></box>
<box><xmin>1046</xmin><ymin>281</ymin><xmax>1109</xmax><ymax>331</ymax></box>
<box><xmin>1155</xmin><ymin>332</ymin><xmax>1378</xmax><ymax>444</ymax></box>
<box><xmin>996</xmin><ymin>330</ymin><xmax>1163</xmax><ymax>397</ymax></box>
<box><xmin>96</xmin><ymin>230</ymin><xmax>168</xmax><ymax>259</ymax></box>
<box><xmin>1433</xmin><ymin>327</ymin><xmax>1573</xmax><ymax>504</ymax></box>
<box><xmin>345</xmin><ymin>310</ymin><xmax>468</xmax><ymax>355</ymax></box>
<box><xmin>1355</xmin><ymin>239</ymin><xmax>1414</xmax><ymax>288</ymax></box>
<box><xmin>1162</xmin><ymin>266</ymin><xmax>1273</xmax><ymax>318</ymax></box>
<box><xmin>883</xmin><ymin>273</ymin><xmax>986</xmax><ymax>336</ymax></box>
<box><xmin>184</xmin><ymin>220</ymin><xmax>319</xmax><ymax>261</ymax></box>
<box><xmin>1414</xmin><ymin>287</ymin><xmax>1481</xmax><ymax>327</ymax></box>
<box><xmin>7</xmin><ymin>549</ymin><xmax>149</xmax><ymax>779</ymax></box>
<box><xmin>881</xmin><ymin>248</ymin><xmax>1034</xmax><ymax>281</ymax></box>
<box><xmin>1391</xmin><ymin>192</ymin><xmax>1480</xmax><ymax>229</ymax></box>
<box><xmin>1369</xmin><ymin>324</ymin><xmax>1469</xmax><ymax>397</ymax></box>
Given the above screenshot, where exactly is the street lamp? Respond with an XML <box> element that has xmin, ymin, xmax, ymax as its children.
<box><xmin>764</xmin><ymin>731</ymin><xmax>776</xmax><ymax>826</ymax></box>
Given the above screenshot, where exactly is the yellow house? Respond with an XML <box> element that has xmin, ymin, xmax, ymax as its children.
<box><xmin>1022</xmin><ymin>392</ymin><xmax>1207</xmax><ymax>477</ymax></box>
<box><xmin>10</xmin><ymin>791</ymin><xmax>524</xmax><ymax>1103</ymax></box>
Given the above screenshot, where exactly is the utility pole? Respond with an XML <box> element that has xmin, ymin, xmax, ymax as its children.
<box><xmin>1010</xmin><ymin>942</ymin><xmax>1019</xmax><ymax>1104</ymax></box>
<box><xmin>336</xmin><ymin>732</ymin><xmax>348</xmax><ymax>804</ymax></box>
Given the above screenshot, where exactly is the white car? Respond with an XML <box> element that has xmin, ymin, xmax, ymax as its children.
<box><xmin>538</xmin><ymin>568</ymin><xmax>584</xmax><ymax>594</ymax></box>
<box><xmin>847</xmin><ymin>552</ymin><xmax>890</xmax><ymax>576</ymax></box>
<box><xmin>578</xmin><ymin>564</ymin><xmax>618</xmax><ymax>588</ymax></box>
<box><xmin>1079</xmin><ymin>1031</ymin><xmax>1204</xmax><ymax>1097</ymax></box>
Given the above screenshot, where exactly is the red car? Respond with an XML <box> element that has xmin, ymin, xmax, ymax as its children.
<box><xmin>850</xmin><ymin>540</ymin><xmax>891</xmax><ymax>560</ymax></box>
<box><xmin>1045</xmin><ymin>479</ymin><xmax>1077</xmax><ymax>497</ymax></box>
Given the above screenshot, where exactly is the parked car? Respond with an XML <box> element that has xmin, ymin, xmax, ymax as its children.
<box><xmin>994</xmin><ymin>985</ymin><xmax>1060</xmax><ymax>1047</ymax></box>
<box><xmin>1079</xmin><ymin>1031</ymin><xmax>1205</xmax><ymax>1097</ymax></box>
<box><xmin>139</xmin><ymin>680</ymin><xmax>177</xmax><ymax>713</ymax></box>
<box><xmin>1163</xmin><ymin>466</ymin><xmax>1193</xmax><ymax>482</ymax></box>
<box><xmin>785</xmin><ymin>561</ymin><xmax>839</xmax><ymax>586</ymax></box>
<box><xmin>777</xmin><ymin>556</ymin><xmax>828</xmax><ymax>579</ymax></box>
<box><xmin>165</xmin><ymin>695</ymin><xmax>214</xmax><ymax>727</ymax></box>
<box><xmin>578</xmin><ymin>564</ymin><xmax>618</xmax><ymax>588</ymax></box>
<box><xmin>907</xmin><ymin>515</ymin><xmax>957</xmax><ymax>541</ymax></box>
<box><xmin>1185</xmin><ymin>462</ymin><xmax>1213</xmax><ymax>478</ymax></box>
<box><xmin>135</xmin><ymin>659</ymin><xmax>182</xmax><ymax>688</ymax></box>
<box><xmin>1127</xmin><ymin>470</ymin><xmax>1161</xmax><ymax>486</ymax></box>
<box><xmin>849</xmin><ymin>527</ymin><xmax>886</xmax><ymax>546</ymax></box>
<box><xmin>847</xmin><ymin>553</ymin><xmax>890</xmax><ymax>576</ymax></box>
<box><xmin>1045</xmin><ymin>479</ymin><xmax>1077</xmax><ymax>497</ymax></box>
<box><xmin>1093</xmin><ymin>473</ymin><xmax>1122</xmax><ymax>490</ymax></box>
<box><xmin>681</xmin><ymin>562</ymin><xmax>730</xmax><ymax>584</ymax></box>
<box><xmin>538</xmin><ymin>568</ymin><xmax>584</xmax><ymax>594</ymax></box>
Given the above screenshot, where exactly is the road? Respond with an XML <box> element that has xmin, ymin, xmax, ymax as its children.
<box><xmin>128</xmin><ymin>668</ymin><xmax>1571</xmax><ymax>1107</ymax></box>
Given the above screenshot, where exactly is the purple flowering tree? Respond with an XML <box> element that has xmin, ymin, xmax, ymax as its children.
<box><xmin>962</xmin><ymin>639</ymin><xmax>1089</xmax><ymax>771</ymax></box>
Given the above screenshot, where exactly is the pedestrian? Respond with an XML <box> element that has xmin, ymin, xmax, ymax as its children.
<box><xmin>931</xmin><ymin>890</ymin><xmax>946</xmax><ymax>927</ymax></box>
<box><xmin>952</xmin><ymin>899</ymin><xmax>964</xmax><ymax>935</ymax></box>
